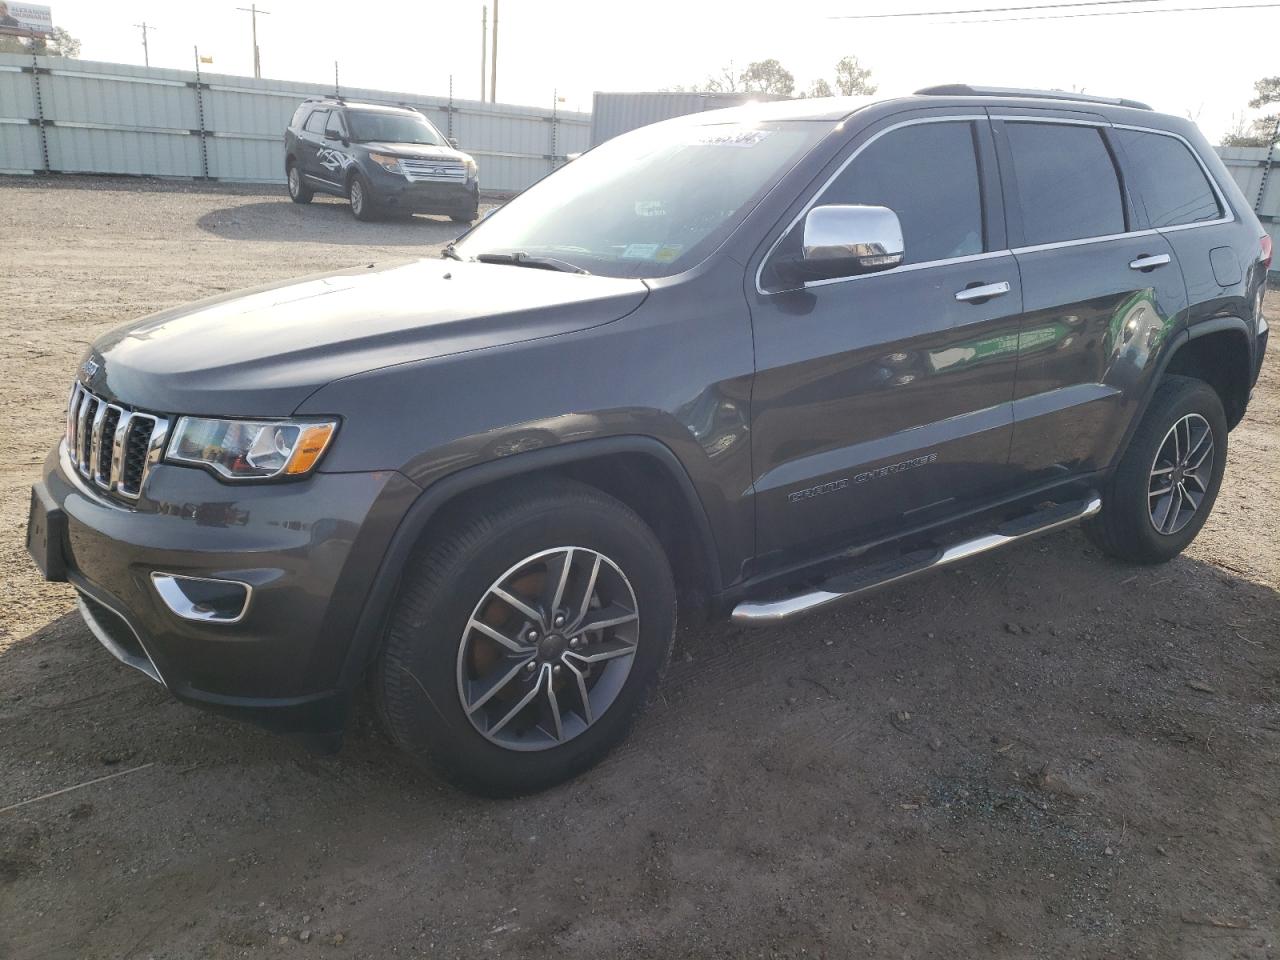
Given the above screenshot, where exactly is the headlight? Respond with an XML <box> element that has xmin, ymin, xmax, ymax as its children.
<box><xmin>368</xmin><ymin>152</ymin><xmax>403</xmax><ymax>174</ymax></box>
<box><xmin>166</xmin><ymin>417</ymin><xmax>338</xmax><ymax>480</ymax></box>
<box><xmin>463</xmin><ymin>156</ymin><xmax>478</xmax><ymax>180</ymax></box>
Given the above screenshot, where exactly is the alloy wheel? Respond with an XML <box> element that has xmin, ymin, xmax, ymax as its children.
<box><xmin>1148</xmin><ymin>413</ymin><xmax>1214</xmax><ymax>536</ymax></box>
<box><xmin>456</xmin><ymin>547</ymin><xmax>640</xmax><ymax>751</ymax></box>
<box><xmin>350</xmin><ymin>180</ymin><xmax>364</xmax><ymax>215</ymax></box>
<box><xmin>288</xmin><ymin>167</ymin><xmax>300</xmax><ymax>197</ymax></box>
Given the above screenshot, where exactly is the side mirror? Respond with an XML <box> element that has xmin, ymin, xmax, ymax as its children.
<box><xmin>775</xmin><ymin>204</ymin><xmax>904</xmax><ymax>286</ymax></box>
<box><xmin>448</xmin><ymin>137</ymin><xmax>460</xmax><ymax>149</ymax></box>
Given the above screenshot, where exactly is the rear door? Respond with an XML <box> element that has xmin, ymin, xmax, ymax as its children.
<box><xmin>299</xmin><ymin>109</ymin><xmax>335</xmax><ymax>187</ymax></box>
<box><xmin>994</xmin><ymin>115</ymin><xmax>1189</xmax><ymax>485</ymax></box>
<box><xmin>749</xmin><ymin>113</ymin><xmax>1025</xmax><ymax>564</ymax></box>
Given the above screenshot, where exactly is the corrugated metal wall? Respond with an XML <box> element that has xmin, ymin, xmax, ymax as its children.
<box><xmin>589</xmin><ymin>91</ymin><xmax>777</xmax><ymax>146</ymax></box>
<box><xmin>1218</xmin><ymin>145</ymin><xmax>1280</xmax><ymax>274</ymax></box>
<box><xmin>0</xmin><ymin>53</ymin><xmax>590</xmax><ymax>193</ymax></box>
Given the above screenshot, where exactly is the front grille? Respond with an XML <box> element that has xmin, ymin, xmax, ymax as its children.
<box><xmin>400</xmin><ymin>157</ymin><xmax>467</xmax><ymax>184</ymax></box>
<box><xmin>65</xmin><ymin>383</ymin><xmax>169</xmax><ymax>500</ymax></box>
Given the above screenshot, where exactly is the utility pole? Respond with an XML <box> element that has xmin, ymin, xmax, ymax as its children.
<box><xmin>480</xmin><ymin>5</ymin><xmax>487</xmax><ymax>102</ymax></box>
<box><xmin>133</xmin><ymin>21</ymin><xmax>155</xmax><ymax>67</ymax></box>
<box><xmin>235</xmin><ymin>4</ymin><xmax>270</xmax><ymax>79</ymax></box>
<box><xmin>489</xmin><ymin>0</ymin><xmax>498</xmax><ymax>103</ymax></box>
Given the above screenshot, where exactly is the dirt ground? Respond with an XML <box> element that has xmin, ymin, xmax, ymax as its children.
<box><xmin>1</xmin><ymin>176</ymin><xmax>1277</xmax><ymax>959</ymax></box>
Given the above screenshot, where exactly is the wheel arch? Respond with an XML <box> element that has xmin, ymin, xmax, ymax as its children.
<box><xmin>1164</xmin><ymin>318</ymin><xmax>1254</xmax><ymax>429</ymax></box>
<box><xmin>337</xmin><ymin>436</ymin><xmax>722</xmax><ymax>691</ymax></box>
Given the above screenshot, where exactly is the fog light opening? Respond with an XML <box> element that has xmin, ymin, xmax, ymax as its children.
<box><xmin>151</xmin><ymin>573</ymin><xmax>252</xmax><ymax>624</ymax></box>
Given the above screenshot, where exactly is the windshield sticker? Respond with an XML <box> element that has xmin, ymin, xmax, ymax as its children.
<box><xmin>634</xmin><ymin>200</ymin><xmax>666</xmax><ymax>217</ymax></box>
<box><xmin>653</xmin><ymin>245</ymin><xmax>683</xmax><ymax>263</ymax></box>
<box><xmin>622</xmin><ymin>243</ymin><xmax>662</xmax><ymax>260</ymax></box>
<box><xmin>691</xmin><ymin>127</ymin><xmax>772</xmax><ymax>148</ymax></box>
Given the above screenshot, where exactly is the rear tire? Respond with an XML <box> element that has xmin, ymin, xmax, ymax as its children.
<box><xmin>1084</xmin><ymin>375</ymin><xmax>1227</xmax><ymax>564</ymax></box>
<box><xmin>348</xmin><ymin>173</ymin><xmax>378</xmax><ymax>221</ymax></box>
<box><xmin>286</xmin><ymin>164</ymin><xmax>313</xmax><ymax>204</ymax></box>
<box><xmin>373</xmin><ymin>480</ymin><xmax>676</xmax><ymax>797</ymax></box>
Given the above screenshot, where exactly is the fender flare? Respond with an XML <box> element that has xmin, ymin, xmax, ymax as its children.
<box><xmin>1110</xmin><ymin>315</ymin><xmax>1254</xmax><ymax>467</ymax></box>
<box><xmin>336</xmin><ymin>435</ymin><xmax>721</xmax><ymax>691</ymax></box>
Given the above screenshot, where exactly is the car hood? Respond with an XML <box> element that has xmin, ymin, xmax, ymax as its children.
<box><xmin>362</xmin><ymin>141</ymin><xmax>471</xmax><ymax>161</ymax></box>
<box><xmin>85</xmin><ymin>259</ymin><xmax>648</xmax><ymax>416</ymax></box>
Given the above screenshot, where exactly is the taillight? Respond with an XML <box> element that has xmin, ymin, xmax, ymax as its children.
<box><xmin>1262</xmin><ymin>234</ymin><xmax>1273</xmax><ymax>273</ymax></box>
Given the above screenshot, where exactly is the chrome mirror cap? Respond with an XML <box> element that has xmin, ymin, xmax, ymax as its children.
<box><xmin>802</xmin><ymin>204</ymin><xmax>905</xmax><ymax>274</ymax></box>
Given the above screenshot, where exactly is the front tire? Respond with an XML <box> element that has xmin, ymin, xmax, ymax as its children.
<box><xmin>286</xmin><ymin>163</ymin><xmax>313</xmax><ymax>204</ymax></box>
<box><xmin>348</xmin><ymin>173</ymin><xmax>378</xmax><ymax>221</ymax></box>
<box><xmin>373</xmin><ymin>480</ymin><xmax>676</xmax><ymax>796</ymax></box>
<box><xmin>1085</xmin><ymin>375</ymin><xmax>1227</xmax><ymax>564</ymax></box>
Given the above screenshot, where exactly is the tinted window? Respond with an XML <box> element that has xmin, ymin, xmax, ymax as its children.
<box><xmin>819</xmin><ymin>121</ymin><xmax>984</xmax><ymax>264</ymax></box>
<box><xmin>1005</xmin><ymin>123</ymin><xmax>1125</xmax><ymax>245</ymax></box>
<box><xmin>1115</xmin><ymin>129</ymin><xmax>1221</xmax><ymax>227</ymax></box>
<box><xmin>347</xmin><ymin>111</ymin><xmax>445</xmax><ymax>146</ymax></box>
<box><xmin>303</xmin><ymin>110</ymin><xmax>328</xmax><ymax>135</ymax></box>
<box><xmin>325</xmin><ymin>111</ymin><xmax>347</xmax><ymax>139</ymax></box>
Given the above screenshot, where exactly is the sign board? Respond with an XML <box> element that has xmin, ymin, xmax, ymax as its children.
<box><xmin>0</xmin><ymin>3</ymin><xmax>53</xmax><ymax>37</ymax></box>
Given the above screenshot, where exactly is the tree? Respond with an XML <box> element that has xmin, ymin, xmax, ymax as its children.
<box><xmin>1222</xmin><ymin>76</ymin><xmax>1279</xmax><ymax>147</ymax></box>
<box><xmin>834</xmin><ymin>55</ymin><xmax>877</xmax><ymax>97</ymax></box>
<box><xmin>702</xmin><ymin>63</ymin><xmax>741</xmax><ymax>94</ymax></box>
<box><xmin>739</xmin><ymin>59</ymin><xmax>795</xmax><ymax>98</ymax></box>
<box><xmin>0</xmin><ymin>26</ymin><xmax>81</xmax><ymax>58</ymax></box>
<box><xmin>806</xmin><ymin>78</ymin><xmax>834</xmax><ymax>99</ymax></box>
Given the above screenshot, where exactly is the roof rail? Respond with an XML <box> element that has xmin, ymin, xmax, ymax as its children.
<box><xmin>915</xmin><ymin>84</ymin><xmax>1152</xmax><ymax>111</ymax></box>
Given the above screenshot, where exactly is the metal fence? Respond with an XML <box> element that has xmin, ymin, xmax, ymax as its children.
<box><xmin>1217</xmin><ymin>145</ymin><xmax>1280</xmax><ymax>275</ymax></box>
<box><xmin>0</xmin><ymin>53</ymin><xmax>590</xmax><ymax>193</ymax></box>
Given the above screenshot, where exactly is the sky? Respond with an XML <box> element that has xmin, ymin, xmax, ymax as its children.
<box><xmin>35</xmin><ymin>0</ymin><xmax>1280</xmax><ymax>142</ymax></box>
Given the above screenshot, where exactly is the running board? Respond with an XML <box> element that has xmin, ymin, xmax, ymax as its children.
<box><xmin>730</xmin><ymin>493</ymin><xmax>1102</xmax><ymax>626</ymax></box>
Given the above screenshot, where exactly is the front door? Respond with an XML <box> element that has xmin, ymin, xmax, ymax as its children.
<box><xmin>749</xmin><ymin>114</ymin><xmax>1025</xmax><ymax>565</ymax></box>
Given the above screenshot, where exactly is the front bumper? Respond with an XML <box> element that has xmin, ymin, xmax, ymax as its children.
<box><xmin>371</xmin><ymin>170</ymin><xmax>479</xmax><ymax>215</ymax></box>
<box><xmin>31</xmin><ymin>442</ymin><xmax>419</xmax><ymax>736</ymax></box>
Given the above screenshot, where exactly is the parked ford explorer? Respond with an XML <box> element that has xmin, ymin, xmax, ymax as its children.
<box><xmin>28</xmin><ymin>86</ymin><xmax>1270</xmax><ymax>796</ymax></box>
<box><xmin>284</xmin><ymin>97</ymin><xmax>480</xmax><ymax>222</ymax></box>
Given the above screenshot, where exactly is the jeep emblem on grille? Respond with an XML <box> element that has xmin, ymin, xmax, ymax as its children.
<box><xmin>81</xmin><ymin>358</ymin><xmax>100</xmax><ymax>380</ymax></box>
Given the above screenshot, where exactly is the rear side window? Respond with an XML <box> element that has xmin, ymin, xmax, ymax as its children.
<box><xmin>819</xmin><ymin>121</ymin><xmax>985</xmax><ymax>265</ymax></box>
<box><xmin>1004</xmin><ymin>123</ymin><xmax>1125</xmax><ymax>246</ymax></box>
<box><xmin>1114</xmin><ymin>129</ymin><xmax>1222</xmax><ymax>227</ymax></box>
<box><xmin>303</xmin><ymin>110</ymin><xmax>328</xmax><ymax>135</ymax></box>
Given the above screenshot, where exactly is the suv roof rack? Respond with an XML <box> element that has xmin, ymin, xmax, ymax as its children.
<box><xmin>915</xmin><ymin>84</ymin><xmax>1152</xmax><ymax>111</ymax></box>
<box><xmin>301</xmin><ymin>95</ymin><xmax>425</xmax><ymax>114</ymax></box>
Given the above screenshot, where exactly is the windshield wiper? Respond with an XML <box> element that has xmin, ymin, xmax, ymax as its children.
<box><xmin>441</xmin><ymin>242</ymin><xmax>463</xmax><ymax>261</ymax></box>
<box><xmin>474</xmin><ymin>251</ymin><xmax>589</xmax><ymax>275</ymax></box>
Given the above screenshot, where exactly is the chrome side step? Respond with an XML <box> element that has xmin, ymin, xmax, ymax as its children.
<box><xmin>731</xmin><ymin>493</ymin><xmax>1102</xmax><ymax>626</ymax></box>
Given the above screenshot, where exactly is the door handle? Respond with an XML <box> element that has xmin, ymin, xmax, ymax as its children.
<box><xmin>955</xmin><ymin>281</ymin><xmax>1011</xmax><ymax>303</ymax></box>
<box><xmin>1129</xmin><ymin>253</ymin><xmax>1171</xmax><ymax>271</ymax></box>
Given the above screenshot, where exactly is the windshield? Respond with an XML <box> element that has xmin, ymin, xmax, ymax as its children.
<box><xmin>347</xmin><ymin>111</ymin><xmax>445</xmax><ymax>146</ymax></box>
<box><xmin>453</xmin><ymin>120</ymin><xmax>830</xmax><ymax>279</ymax></box>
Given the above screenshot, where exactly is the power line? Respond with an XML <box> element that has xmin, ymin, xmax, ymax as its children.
<box><xmin>941</xmin><ymin>1</ymin><xmax>1280</xmax><ymax>21</ymax></box>
<box><xmin>829</xmin><ymin>0</ymin><xmax>1174</xmax><ymax>20</ymax></box>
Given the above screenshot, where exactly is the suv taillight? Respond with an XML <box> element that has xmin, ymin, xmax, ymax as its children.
<box><xmin>1261</xmin><ymin>234</ymin><xmax>1273</xmax><ymax>273</ymax></box>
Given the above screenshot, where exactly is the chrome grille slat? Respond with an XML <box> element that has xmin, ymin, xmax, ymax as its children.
<box><xmin>400</xmin><ymin>157</ymin><xmax>466</xmax><ymax>184</ymax></box>
<box><xmin>63</xmin><ymin>382</ymin><xmax>169</xmax><ymax>501</ymax></box>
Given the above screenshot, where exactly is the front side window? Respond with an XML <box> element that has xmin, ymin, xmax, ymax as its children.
<box><xmin>1004</xmin><ymin>122</ymin><xmax>1125</xmax><ymax>245</ymax></box>
<box><xmin>818</xmin><ymin>120</ymin><xmax>986</xmax><ymax>265</ymax></box>
<box><xmin>454</xmin><ymin>120</ymin><xmax>831</xmax><ymax>279</ymax></box>
<box><xmin>325</xmin><ymin>111</ymin><xmax>348</xmax><ymax>140</ymax></box>
<box><xmin>303</xmin><ymin>110</ymin><xmax>328</xmax><ymax>135</ymax></box>
<box><xmin>347</xmin><ymin>111</ymin><xmax>445</xmax><ymax>146</ymax></box>
<box><xmin>1114</xmin><ymin>129</ymin><xmax>1222</xmax><ymax>227</ymax></box>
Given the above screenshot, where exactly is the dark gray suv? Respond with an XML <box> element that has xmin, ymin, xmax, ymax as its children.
<box><xmin>284</xmin><ymin>98</ymin><xmax>480</xmax><ymax>222</ymax></box>
<box><xmin>27</xmin><ymin>87</ymin><xmax>1271</xmax><ymax>795</ymax></box>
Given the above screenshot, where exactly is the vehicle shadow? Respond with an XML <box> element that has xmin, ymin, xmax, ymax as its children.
<box><xmin>195</xmin><ymin>199</ymin><xmax>482</xmax><ymax>247</ymax></box>
<box><xmin>1</xmin><ymin>533</ymin><xmax>1277</xmax><ymax>958</ymax></box>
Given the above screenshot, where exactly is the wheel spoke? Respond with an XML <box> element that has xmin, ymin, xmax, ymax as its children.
<box><xmin>564</xmin><ymin>660</ymin><xmax>593</xmax><ymax>725</ymax></box>
<box><xmin>565</xmin><ymin>637</ymin><xmax>637</xmax><ymax>665</ymax></box>
<box><xmin>1180</xmin><ymin>481</ymin><xmax>1203</xmax><ymax>510</ymax></box>
<box><xmin>488</xmin><ymin>665</ymin><xmax>548</xmax><ymax>736</ymax></box>
<box><xmin>465</xmin><ymin>653</ymin><xmax>537</xmax><ymax>713</ymax></box>
<box><xmin>468</xmin><ymin>618</ymin><xmax>530</xmax><ymax>654</ymax></box>
<box><xmin>1160</xmin><ymin>485</ymin><xmax>1184</xmax><ymax>534</ymax></box>
<box><xmin>543</xmin><ymin>548</ymin><xmax>574</xmax><ymax>615</ymax></box>
<box><xmin>490</xmin><ymin>585</ymin><xmax>542</xmax><ymax>623</ymax></box>
<box><xmin>1187</xmin><ymin>434</ymin><xmax>1213</xmax><ymax>470</ymax></box>
<box><xmin>575</xmin><ymin>553</ymin><xmax>603</xmax><ymax>625</ymax></box>
<box><xmin>543</xmin><ymin>671</ymin><xmax>564</xmax><ymax>741</ymax></box>
<box><xmin>1150</xmin><ymin>465</ymin><xmax>1175</xmax><ymax>476</ymax></box>
<box><xmin>1183</xmin><ymin>466</ymin><xmax>1208</xmax><ymax>493</ymax></box>
<box><xmin>576</xmin><ymin>603</ymin><xmax>638</xmax><ymax>635</ymax></box>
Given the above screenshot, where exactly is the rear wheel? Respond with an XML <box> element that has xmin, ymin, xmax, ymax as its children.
<box><xmin>286</xmin><ymin>163</ymin><xmax>313</xmax><ymax>204</ymax></box>
<box><xmin>373</xmin><ymin>480</ymin><xmax>676</xmax><ymax>796</ymax></box>
<box><xmin>348</xmin><ymin>173</ymin><xmax>378</xmax><ymax>221</ymax></box>
<box><xmin>1085</xmin><ymin>375</ymin><xmax>1227</xmax><ymax>563</ymax></box>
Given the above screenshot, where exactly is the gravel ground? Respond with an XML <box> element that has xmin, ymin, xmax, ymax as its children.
<box><xmin>1</xmin><ymin>176</ymin><xmax>1278</xmax><ymax>959</ymax></box>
